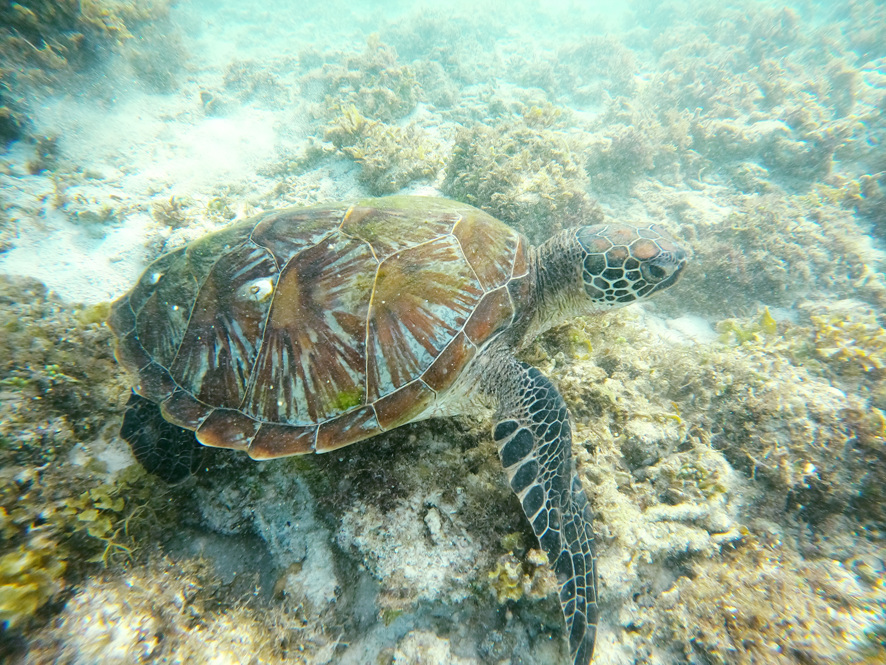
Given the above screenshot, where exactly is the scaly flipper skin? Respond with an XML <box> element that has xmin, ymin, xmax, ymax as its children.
<box><xmin>485</xmin><ymin>355</ymin><xmax>597</xmax><ymax>665</ymax></box>
<box><xmin>120</xmin><ymin>393</ymin><xmax>206</xmax><ymax>484</ymax></box>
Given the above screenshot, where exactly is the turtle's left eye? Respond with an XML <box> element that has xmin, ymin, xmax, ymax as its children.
<box><xmin>644</xmin><ymin>264</ymin><xmax>668</xmax><ymax>281</ymax></box>
<box><xmin>641</xmin><ymin>252</ymin><xmax>686</xmax><ymax>286</ymax></box>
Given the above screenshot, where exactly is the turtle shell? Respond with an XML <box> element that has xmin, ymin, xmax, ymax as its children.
<box><xmin>109</xmin><ymin>196</ymin><xmax>529</xmax><ymax>459</ymax></box>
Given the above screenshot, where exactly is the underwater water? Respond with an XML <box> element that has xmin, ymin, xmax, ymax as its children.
<box><xmin>1</xmin><ymin>0</ymin><xmax>885</xmax><ymax>663</ymax></box>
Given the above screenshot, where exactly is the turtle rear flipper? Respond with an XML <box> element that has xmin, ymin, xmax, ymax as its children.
<box><xmin>120</xmin><ymin>392</ymin><xmax>206</xmax><ymax>483</ymax></box>
<box><xmin>487</xmin><ymin>358</ymin><xmax>598</xmax><ymax>665</ymax></box>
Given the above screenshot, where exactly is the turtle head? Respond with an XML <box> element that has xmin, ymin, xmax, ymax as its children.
<box><xmin>522</xmin><ymin>222</ymin><xmax>688</xmax><ymax>342</ymax></box>
<box><xmin>574</xmin><ymin>223</ymin><xmax>688</xmax><ymax>309</ymax></box>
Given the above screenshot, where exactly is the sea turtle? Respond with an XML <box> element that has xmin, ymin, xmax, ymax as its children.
<box><xmin>108</xmin><ymin>196</ymin><xmax>687</xmax><ymax>665</ymax></box>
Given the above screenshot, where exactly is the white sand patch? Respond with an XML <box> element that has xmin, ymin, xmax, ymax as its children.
<box><xmin>34</xmin><ymin>93</ymin><xmax>279</xmax><ymax>197</ymax></box>
<box><xmin>2</xmin><ymin>82</ymin><xmax>283</xmax><ymax>304</ymax></box>
<box><xmin>136</xmin><ymin>109</ymin><xmax>278</xmax><ymax>191</ymax></box>
<box><xmin>0</xmin><ymin>205</ymin><xmax>153</xmax><ymax>304</ymax></box>
<box><xmin>666</xmin><ymin>314</ymin><xmax>718</xmax><ymax>344</ymax></box>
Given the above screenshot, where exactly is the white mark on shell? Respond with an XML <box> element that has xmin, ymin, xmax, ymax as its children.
<box><xmin>238</xmin><ymin>278</ymin><xmax>275</xmax><ymax>303</ymax></box>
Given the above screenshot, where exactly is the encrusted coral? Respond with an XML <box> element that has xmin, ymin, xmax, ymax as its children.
<box><xmin>26</xmin><ymin>557</ymin><xmax>330</xmax><ymax>664</ymax></box>
<box><xmin>488</xmin><ymin>549</ymin><xmax>557</xmax><ymax>604</ymax></box>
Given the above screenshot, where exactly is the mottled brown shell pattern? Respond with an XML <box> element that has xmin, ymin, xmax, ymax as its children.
<box><xmin>109</xmin><ymin>197</ymin><xmax>530</xmax><ymax>459</ymax></box>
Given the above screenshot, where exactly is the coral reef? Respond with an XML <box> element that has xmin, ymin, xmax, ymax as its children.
<box><xmin>0</xmin><ymin>0</ymin><xmax>172</xmax><ymax>83</ymax></box>
<box><xmin>443</xmin><ymin>107</ymin><xmax>602</xmax><ymax>243</ymax></box>
<box><xmin>305</xmin><ymin>36</ymin><xmax>420</xmax><ymax>124</ymax></box>
<box><xmin>674</xmin><ymin>191</ymin><xmax>886</xmax><ymax>317</ymax></box>
<box><xmin>324</xmin><ymin>106</ymin><xmax>443</xmax><ymax>195</ymax></box>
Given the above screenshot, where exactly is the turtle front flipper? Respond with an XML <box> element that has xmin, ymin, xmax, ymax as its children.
<box><xmin>486</xmin><ymin>357</ymin><xmax>597</xmax><ymax>665</ymax></box>
<box><xmin>120</xmin><ymin>392</ymin><xmax>206</xmax><ymax>483</ymax></box>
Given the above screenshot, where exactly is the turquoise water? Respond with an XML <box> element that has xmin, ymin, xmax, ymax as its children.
<box><xmin>0</xmin><ymin>1</ymin><xmax>884</xmax><ymax>663</ymax></box>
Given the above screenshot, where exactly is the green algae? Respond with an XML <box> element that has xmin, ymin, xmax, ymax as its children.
<box><xmin>312</xmin><ymin>36</ymin><xmax>419</xmax><ymax>124</ymax></box>
<box><xmin>0</xmin><ymin>0</ymin><xmax>171</xmax><ymax>79</ymax></box>
<box><xmin>324</xmin><ymin>105</ymin><xmax>442</xmax><ymax>195</ymax></box>
<box><xmin>810</xmin><ymin>302</ymin><xmax>886</xmax><ymax>376</ymax></box>
<box><xmin>0</xmin><ymin>532</ymin><xmax>66</xmax><ymax>629</ymax></box>
<box><xmin>331</xmin><ymin>386</ymin><xmax>363</xmax><ymax>413</ymax></box>
<box><xmin>443</xmin><ymin>108</ymin><xmax>601</xmax><ymax>243</ymax></box>
<box><xmin>718</xmin><ymin>308</ymin><xmax>783</xmax><ymax>346</ymax></box>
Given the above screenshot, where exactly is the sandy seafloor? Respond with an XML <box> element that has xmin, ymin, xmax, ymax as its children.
<box><xmin>1</xmin><ymin>0</ymin><xmax>885</xmax><ymax>663</ymax></box>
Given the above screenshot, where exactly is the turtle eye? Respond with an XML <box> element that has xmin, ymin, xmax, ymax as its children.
<box><xmin>641</xmin><ymin>256</ymin><xmax>675</xmax><ymax>283</ymax></box>
<box><xmin>643</xmin><ymin>263</ymin><xmax>668</xmax><ymax>282</ymax></box>
<box><xmin>640</xmin><ymin>252</ymin><xmax>686</xmax><ymax>286</ymax></box>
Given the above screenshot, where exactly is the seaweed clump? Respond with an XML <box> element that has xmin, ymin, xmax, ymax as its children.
<box><xmin>0</xmin><ymin>532</ymin><xmax>66</xmax><ymax>630</ymax></box>
<box><xmin>0</xmin><ymin>275</ymin><xmax>188</xmax><ymax>637</ymax></box>
<box><xmin>443</xmin><ymin>105</ymin><xmax>602</xmax><ymax>243</ymax></box>
<box><xmin>655</xmin><ymin>534</ymin><xmax>884</xmax><ymax>664</ymax></box>
<box><xmin>808</xmin><ymin>300</ymin><xmax>886</xmax><ymax>377</ymax></box>
<box><xmin>507</xmin><ymin>36</ymin><xmax>639</xmax><ymax>105</ymax></box>
<box><xmin>584</xmin><ymin>102</ymin><xmax>691</xmax><ymax>192</ymax></box>
<box><xmin>324</xmin><ymin>105</ymin><xmax>443</xmax><ymax>195</ymax></box>
<box><xmin>0</xmin><ymin>0</ymin><xmax>172</xmax><ymax>83</ymax></box>
<box><xmin>677</xmin><ymin>191</ymin><xmax>886</xmax><ymax>318</ymax></box>
<box><xmin>308</xmin><ymin>36</ymin><xmax>420</xmax><ymax>123</ymax></box>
